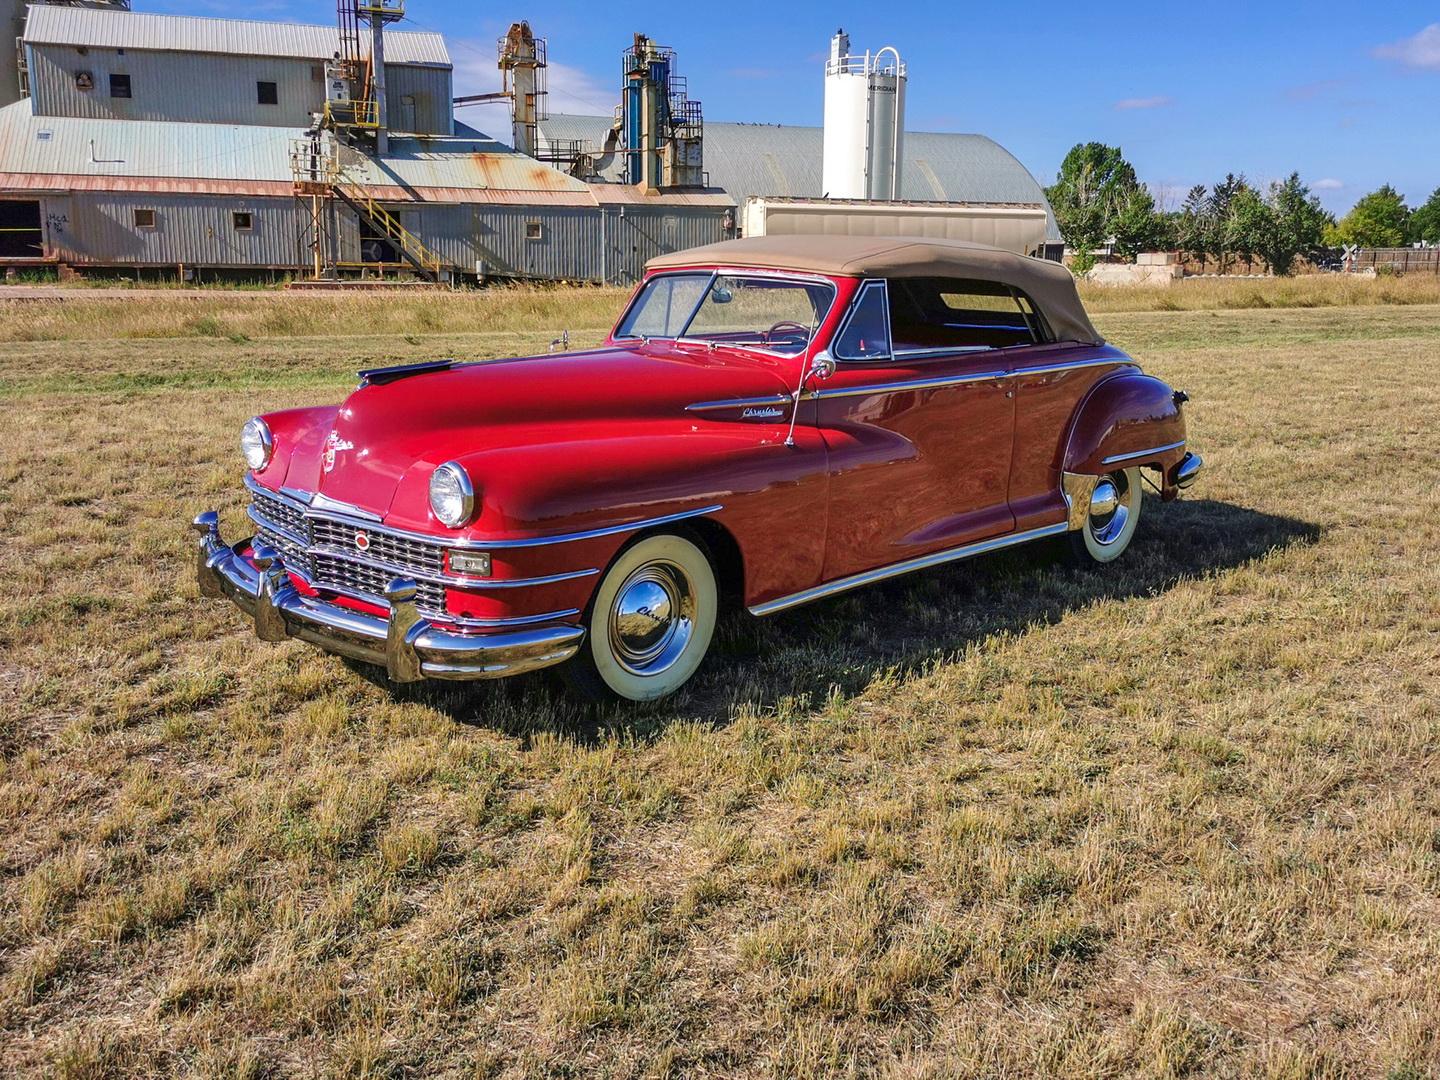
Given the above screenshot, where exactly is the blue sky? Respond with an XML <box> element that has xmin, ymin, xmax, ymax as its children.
<box><xmin>150</xmin><ymin>1</ymin><xmax>1440</xmax><ymax>213</ymax></box>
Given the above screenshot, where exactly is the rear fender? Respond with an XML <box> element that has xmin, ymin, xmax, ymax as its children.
<box><xmin>1062</xmin><ymin>372</ymin><xmax>1187</xmax><ymax>515</ymax></box>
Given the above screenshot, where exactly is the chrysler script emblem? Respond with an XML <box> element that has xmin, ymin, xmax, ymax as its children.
<box><xmin>741</xmin><ymin>405</ymin><xmax>785</xmax><ymax>419</ymax></box>
<box><xmin>354</xmin><ymin>530</ymin><xmax>371</xmax><ymax>553</ymax></box>
<box><xmin>322</xmin><ymin>430</ymin><xmax>355</xmax><ymax>474</ymax></box>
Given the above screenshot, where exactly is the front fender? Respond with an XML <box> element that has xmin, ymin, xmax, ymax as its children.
<box><xmin>384</xmin><ymin>422</ymin><xmax>832</xmax><ymax>616</ymax></box>
<box><xmin>1063</xmin><ymin>372</ymin><xmax>1187</xmax><ymax>478</ymax></box>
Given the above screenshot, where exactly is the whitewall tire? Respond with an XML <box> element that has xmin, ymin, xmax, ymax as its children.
<box><xmin>567</xmin><ymin>532</ymin><xmax>718</xmax><ymax>703</ymax></box>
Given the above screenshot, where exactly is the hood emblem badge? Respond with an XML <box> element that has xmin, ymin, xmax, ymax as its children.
<box><xmin>354</xmin><ymin>530</ymin><xmax>371</xmax><ymax>553</ymax></box>
<box><xmin>322</xmin><ymin>430</ymin><xmax>355</xmax><ymax>474</ymax></box>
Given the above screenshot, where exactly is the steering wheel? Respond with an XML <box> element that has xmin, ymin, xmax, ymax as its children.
<box><xmin>764</xmin><ymin>320</ymin><xmax>810</xmax><ymax>345</ymax></box>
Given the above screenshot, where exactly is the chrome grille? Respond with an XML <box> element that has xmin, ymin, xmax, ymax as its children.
<box><xmin>254</xmin><ymin>524</ymin><xmax>313</xmax><ymax>578</ymax></box>
<box><xmin>311</xmin><ymin>553</ymin><xmax>447</xmax><ymax>611</ymax></box>
<box><xmin>250</xmin><ymin>487</ymin><xmax>309</xmax><ymax>540</ymax></box>
<box><xmin>310</xmin><ymin>517</ymin><xmax>446</xmax><ymax>575</ymax></box>
<box><xmin>247</xmin><ymin>483</ymin><xmax>454</xmax><ymax>615</ymax></box>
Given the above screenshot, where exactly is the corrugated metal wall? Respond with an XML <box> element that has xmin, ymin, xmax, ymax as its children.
<box><xmin>50</xmin><ymin>193</ymin><xmax>305</xmax><ymax>267</ymax></box>
<box><xmin>29</xmin><ymin>191</ymin><xmax>727</xmax><ymax>280</ymax></box>
<box><xmin>384</xmin><ymin>65</ymin><xmax>452</xmax><ymax>136</ymax></box>
<box><xmin>27</xmin><ymin>45</ymin><xmax>450</xmax><ymax>135</ymax></box>
<box><xmin>27</xmin><ymin>46</ymin><xmax>322</xmax><ymax>127</ymax></box>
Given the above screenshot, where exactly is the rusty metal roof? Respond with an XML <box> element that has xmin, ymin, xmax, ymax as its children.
<box><xmin>0</xmin><ymin>104</ymin><xmax>723</xmax><ymax>209</ymax></box>
<box><xmin>23</xmin><ymin>6</ymin><xmax>450</xmax><ymax>66</ymax></box>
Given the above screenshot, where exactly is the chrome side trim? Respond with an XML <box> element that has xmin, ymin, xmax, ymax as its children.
<box><xmin>1012</xmin><ymin>357</ymin><xmax>1133</xmax><ymax>379</ymax></box>
<box><xmin>749</xmin><ymin>523</ymin><xmax>1069</xmax><ymax>616</ymax></box>
<box><xmin>808</xmin><ymin>369</ymin><xmax>1009</xmax><ymax>401</ymax></box>
<box><xmin>685</xmin><ymin>394</ymin><xmax>794</xmax><ymax>413</ymax></box>
<box><xmin>1101</xmin><ymin>439</ymin><xmax>1186</xmax><ymax>466</ymax></box>
<box><xmin>244</xmin><ymin>476</ymin><xmax>723</xmax><ymax>551</ymax></box>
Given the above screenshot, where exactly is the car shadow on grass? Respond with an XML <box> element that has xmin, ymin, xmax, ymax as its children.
<box><xmin>392</xmin><ymin>498</ymin><xmax>1320</xmax><ymax>742</ymax></box>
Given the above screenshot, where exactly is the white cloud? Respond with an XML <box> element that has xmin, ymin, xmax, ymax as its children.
<box><xmin>1373</xmin><ymin>23</ymin><xmax>1440</xmax><ymax>70</ymax></box>
<box><xmin>448</xmin><ymin>38</ymin><xmax>614</xmax><ymax>141</ymax></box>
<box><xmin>1313</xmin><ymin>178</ymin><xmax>1345</xmax><ymax>190</ymax></box>
<box><xmin>1113</xmin><ymin>95</ymin><xmax>1173</xmax><ymax>111</ymax></box>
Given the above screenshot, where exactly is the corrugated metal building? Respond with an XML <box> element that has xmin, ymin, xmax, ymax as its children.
<box><xmin>539</xmin><ymin>114</ymin><xmax>1062</xmax><ymax>246</ymax></box>
<box><xmin>0</xmin><ymin>7</ymin><xmax>731</xmax><ymax>281</ymax></box>
<box><xmin>21</xmin><ymin>6</ymin><xmax>453</xmax><ymax>134</ymax></box>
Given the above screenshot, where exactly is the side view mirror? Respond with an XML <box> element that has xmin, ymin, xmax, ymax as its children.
<box><xmin>809</xmin><ymin>351</ymin><xmax>837</xmax><ymax>380</ymax></box>
<box><xmin>710</xmin><ymin>286</ymin><xmax>733</xmax><ymax>304</ymax></box>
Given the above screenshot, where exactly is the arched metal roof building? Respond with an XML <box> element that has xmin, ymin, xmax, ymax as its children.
<box><xmin>538</xmin><ymin>114</ymin><xmax>1061</xmax><ymax>243</ymax></box>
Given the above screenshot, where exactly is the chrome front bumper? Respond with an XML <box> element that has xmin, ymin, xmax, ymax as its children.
<box><xmin>192</xmin><ymin>511</ymin><xmax>584</xmax><ymax>682</ymax></box>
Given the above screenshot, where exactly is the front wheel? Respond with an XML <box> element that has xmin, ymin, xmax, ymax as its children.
<box><xmin>564</xmin><ymin>532</ymin><xmax>718</xmax><ymax>703</ymax></box>
<box><xmin>1068</xmin><ymin>467</ymin><xmax>1142</xmax><ymax>565</ymax></box>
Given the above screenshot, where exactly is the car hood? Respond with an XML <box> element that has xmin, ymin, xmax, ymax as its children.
<box><xmin>274</xmin><ymin>341</ymin><xmax>795</xmax><ymax>518</ymax></box>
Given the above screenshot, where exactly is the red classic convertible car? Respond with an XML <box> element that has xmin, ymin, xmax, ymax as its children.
<box><xmin>195</xmin><ymin>236</ymin><xmax>1201</xmax><ymax>701</ymax></box>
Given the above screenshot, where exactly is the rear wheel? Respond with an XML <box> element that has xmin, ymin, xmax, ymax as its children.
<box><xmin>1068</xmin><ymin>467</ymin><xmax>1142</xmax><ymax>564</ymax></box>
<box><xmin>564</xmin><ymin>532</ymin><xmax>718</xmax><ymax>703</ymax></box>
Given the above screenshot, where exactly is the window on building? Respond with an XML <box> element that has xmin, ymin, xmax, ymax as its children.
<box><xmin>232</xmin><ymin>211</ymin><xmax>254</xmax><ymax>232</ymax></box>
<box><xmin>257</xmin><ymin>81</ymin><xmax>278</xmax><ymax>106</ymax></box>
<box><xmin>133</xmin><ymin>208</ymin><xmax>155</xmax><ymax>229</ymax></box>
<box><xmin>525</xmin><ymin>220</ymin><xmax>544</xmax><ymax>242</ymax></box>
<box><xmin>109</xmin><ymin>73</ymin><xmax>131</xmax><ymax>99</ymax></box>
<box><xmin>886</xmin><ymin>276</ymin><xmax>1050</xmax><ymax>352</ymax></box>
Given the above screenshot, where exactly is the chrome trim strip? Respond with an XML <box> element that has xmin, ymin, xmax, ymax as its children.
<box><xmin>310</xmin><ymin>490</ymin><xmax>381</xmax><ymax>521</ymax></box>
<box><xmin>450</xmin><ymin>567</ymin><xmax>600</xmax><ymax>589</ymax></box>
<box><xmin>809</xmin><ymin>369</ymin><xmax>1009</xmax><ymax>400</ymax></box>
<box><xmin>1012</xmin><ymin>357</ymin><xmax>1133</xmax><ymax>378</ymax></box>
<box><xmin>748</xmin><ymin>523</ymin><xmax>1069</xmax><ymax>616</ymax></box>
<box><xmin>244</xmin><ymin>475</ymin><xmax>723</xmax><ymax>550</ymax></box>
<box><xmin>279</xmin><ymin>485</ymin><xmax>314</xmax><ymax>505</ymax></box>
<box><xmin>1101</xmin><ymin>439</ymin><xmax>1185</xmax><ymax>466</ymax></box>
<box><xmin>685</xmin><ymin>394</ymin><xmax>794</xmax><ymax>413</ymax></box>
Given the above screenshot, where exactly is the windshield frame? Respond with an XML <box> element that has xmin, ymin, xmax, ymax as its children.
<box><xmin>611</xmin><ymin>268</ymin><xmax>839</xmax><ymax>358</ymax></box>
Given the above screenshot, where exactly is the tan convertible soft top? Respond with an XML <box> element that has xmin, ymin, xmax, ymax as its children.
<box><xmin>646</xmin><ymin>235</ymin><xmax>1103</xmax><ymax>345</ymax></box>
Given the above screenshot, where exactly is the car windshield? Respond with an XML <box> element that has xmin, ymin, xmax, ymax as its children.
<box><xmin>615</xmin><ymin>272</ymin><xmax>834</xmax><ymax>355</ymax></box>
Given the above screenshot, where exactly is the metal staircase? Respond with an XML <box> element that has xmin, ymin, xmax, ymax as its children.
<box><xmin>290</xmin><ymin>136</ymin><xmax>449</xmax><ymax>283</ymax></box>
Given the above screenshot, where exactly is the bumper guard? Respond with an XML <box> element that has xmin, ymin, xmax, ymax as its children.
<box><xmin>192</xmin><ymin>511</ymin><xmax>585</xmax><ymax>682</ymax></box>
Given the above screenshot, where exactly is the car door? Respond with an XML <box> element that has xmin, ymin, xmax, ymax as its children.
<box><xmin>812</xmin><ymin>277</ymin><xmax>1019</xmax><ymax>583</ymax></box>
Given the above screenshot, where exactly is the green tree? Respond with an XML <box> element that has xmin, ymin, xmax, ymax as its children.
<box><xmin>1175</xmin><ymin>184</ymin><xmax>1211</xmax><ymax>262</ymax></box>
<box><xmin>1110</xmin><ymin>184</ymin><xmax>1167</xmax><ymax>260</ymax></box>
<box><xmin>1326</xmin><ymin>185</ymin><xmax>1411</xmax><ymax>248</ymax></box>
<box><xmin>1046</xmin><ymin>142</ymin><xmax>1145</xmax><ymax>267</ymax></box>
<box><xmin>1407</xmin><ymin>187</ymin><xmax>1440</xmax><ymax>245</ymax></box>
<box><xmin>1255</xmin><ymin>173</ymin><xmax>1335</xmax><ymax>275</ymax></box>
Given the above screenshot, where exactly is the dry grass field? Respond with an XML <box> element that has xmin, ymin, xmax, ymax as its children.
<box><xmin>0</xmin><ymin>280</ymin><xmax>1438</xmax><ymax>1078</ymax></box>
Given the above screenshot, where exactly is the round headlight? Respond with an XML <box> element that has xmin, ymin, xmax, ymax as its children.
<box><xmin>429</xmin><ymin>461</ymin><xmax>475</xmax><ymax>527</ymax></box>
<box><xmin>241</xmin><ymin>417</ymin><xmax>273</xmax><ymax>471</ymax></box>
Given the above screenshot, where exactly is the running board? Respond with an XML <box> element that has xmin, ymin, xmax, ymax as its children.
<box><xmin>748</xmin><ymin>523</ymin><xmax>1069</xmax><ymax>617</ymax></box>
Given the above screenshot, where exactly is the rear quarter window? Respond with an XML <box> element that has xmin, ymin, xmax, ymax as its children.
<box><xmin>888</xmin><ymin>276</ymin><xmax>1051</xmax><ymax>352</ymax></box>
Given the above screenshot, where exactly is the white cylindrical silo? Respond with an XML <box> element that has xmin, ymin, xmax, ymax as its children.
<box><xmin>821</xmin><ymin>30</ymin><xmax>906</xmax><ymax>201</ymax></box>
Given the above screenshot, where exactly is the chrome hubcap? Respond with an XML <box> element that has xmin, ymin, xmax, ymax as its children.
<box><xmin>1087</xmin><ymin>472</ymin><xmax>1131</xmax><ymax>546</ymax></box>
<box><xmin>608</xmin><ymin>561</ymin><xmax>696</xmax><ymax>676</ymax></box>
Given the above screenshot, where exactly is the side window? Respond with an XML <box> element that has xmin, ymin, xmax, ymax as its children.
<box><xmin>833</xmin><ymin>281</ymin><xmax>891</xmax><ymax>361</ymax></box>
<box><xmin>109</xmin><ymin>73</ymin><xmax>131</xmax><ymax>99</ymax></box>
<box><xmin>888</xmin><ymin>276</ymin><xmax>1049</xmax><ymax>352</ymax></box>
